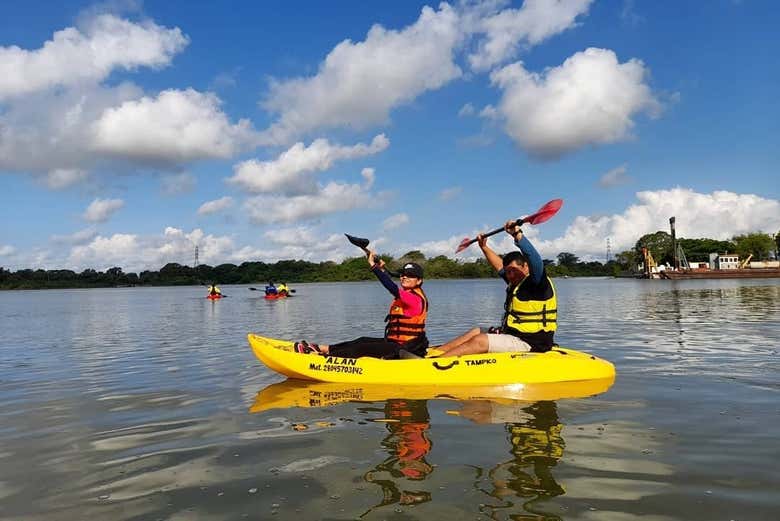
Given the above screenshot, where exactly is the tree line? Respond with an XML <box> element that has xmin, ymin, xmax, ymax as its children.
<box><xmin>2</xmin><ymin>231</ymin><xmax>777</xmax><ymax>290</ymax></box>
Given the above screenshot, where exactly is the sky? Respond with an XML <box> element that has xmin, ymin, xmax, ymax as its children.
<box><xmin>1</xmin><ymin>0</ymin><xmax>778</xmax><ymax>272</ymax></box>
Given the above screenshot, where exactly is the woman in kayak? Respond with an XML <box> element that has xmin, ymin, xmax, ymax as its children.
<box><xmin>295</xmin><ymin>253</ymin><xmax>429</xmax><ymax>358</ymax></box>
<box><xmin>207</xmin><ymin>283</ymin><xmax>222</xmax><ymax>297</ymax></box>
<box><xmin>277</xmin><ymin>282</ymin><xmax>290</xmax><ymax>296</ymax></box>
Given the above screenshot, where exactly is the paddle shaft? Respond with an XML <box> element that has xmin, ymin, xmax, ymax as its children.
<box><xmin>460</xmin><ymin>216</ymin><xmax>529</xmax><ymax>249</ymax></box>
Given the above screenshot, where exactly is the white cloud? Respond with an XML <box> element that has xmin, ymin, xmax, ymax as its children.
<box><xmin>197</xmin><ymin>196</ymin><xmax>234</xmax><ymax>216</ymax></box>
<box><xmin>382</xmin><ymin>213</ymin><xmax>410</xmax><ymax>231</ymax></box>
<box><xmin>0</xmin><ymin>245</ymin><xmax>16</xmax><ymax>256</ymax></box>
<box><xmin>490</xmin><ymin>48</ymin><xmax>661</xmax><ymax>159</ymax></box>
<box><xmin>62</xmin><ymin>226</ymin><xmax>354</xmax><ymax>272</ymax></box>
<box><xmin>0</xmin><ymin>82</ymin><xmax>143</xmax><ymax>174</ymax></box>
<box><xmin>599</xmin><ymin>164</ymin><xmax>631</xmax><ymax>187</ymax></box>
<box><xmin>458</xmin><ymin>103</ymin><xmax>475</xmax><ymax>117</ymax></box>
<box><xmin>0</xmin><ymin>14</ymin><xmax>188</xmax><ymax>101</ymax></box>
<box><xmin>439</xmin><ymin>186</ymin><xmax>462</xmax><ymax>201</ymax></box>
<box><xmin>467</xmin><ymin>0</ymin><xmax>593</xmax><ymax>71</ymax></box>
<box><xmin>229</xmin><ymin>135</ymin><xmax>388</xmax><ymax>194</ymax></box>
<box><xmin>259</xmin><ymin>4</ymin><xmax>462</xmax><ymax>144</ymax></box>
<box><xmin>43</xmin><ymin>168</ymin><xmax>90</xmax><ymax>190</ymax></box>
<box><xmin>83</xmin><ymin>197</ymin><xmax>125</xmax><ymax>222</ymax></box>
<box><xmin>91</xmin><ymin>88</ymin><xmax>257</xmax><ymax>164</ymax></box>
<box><xmin>532</xmin><ymin>188</ymin><xmax>780</xmax><ymax>260</ymax></box>
<box><xmin>263</xmin><ymin>227</ymin><xmax>370</xmax><ymax>262</ymax></box>
<box><xmin>244</xmin><ymin>177</ymin><xmax>389</xmax><ymax>224</ymax></box>
<box><xmin>51</xmin><ymin>227</ymin><xmax>99</xmax><ymax>245</ymax></box>
<box><xmin>360</xmin><ymin>167</ymin><xmax>375</xmax><ymax>188</ymax></box>
<box><xmin>160</xmin><ymin>172</ymin><xmax>196</xmax><ymax>195</ymax></box>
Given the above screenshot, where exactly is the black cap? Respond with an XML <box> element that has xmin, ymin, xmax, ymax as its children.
<box><xmin>400</xmin><ymin>262</ymin><xmax>424</xmax><ymax>278</ymax></box>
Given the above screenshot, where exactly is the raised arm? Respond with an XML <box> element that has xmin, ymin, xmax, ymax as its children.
<box><xmin>515</xmin><ymin>234</ymin><xmax>543</xmax><ymax>283</ymax></box>
<box><xmin>368</xmin><ymin>251</ymin><xmax>400</xmax><ymax>297</ymax></box>
<box><xmin>478</xmin><ymin>234</ymin><xmax>504</xmax><ymax>273</ymax></box>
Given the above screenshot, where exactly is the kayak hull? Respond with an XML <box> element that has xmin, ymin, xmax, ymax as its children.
<box><xmin>206</xmin><ymin>294</ymin><xmax>222</xmax><ymax>300</ymax></box>
<box><xmin>250</xmin><ymin>377</ymin><xmax>615</xmax><ymax>414</ymax></box>
<box><xmin>247</xmin><ymin>333</ymin><xmax>616</xmax><ymax>385</ymax></box>
<box><xmin>263</xmin><ymin>294</ymin><xmax>288</xmax><ymax>300</ymax></box>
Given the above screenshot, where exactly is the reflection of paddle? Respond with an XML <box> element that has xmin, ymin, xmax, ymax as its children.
<box><xmin>455</xmin><ymin>199</ymin><xmax>563</xmax><ymax>253</ymax></box>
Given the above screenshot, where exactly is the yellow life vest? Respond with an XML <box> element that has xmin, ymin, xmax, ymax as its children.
<box><xmin>208</xmin><ymin>285</ymin><xmax>221</xmax><ymax>295</ymax></box>
<box><xmin>384</xmin><ymin>287</ymin><xmax>428</xmax><ymax>345</ymax></box>
<box><xmin>502</xmin><ymin>277</ymin><xmax>557</xmax><ymax>334</ymax></box>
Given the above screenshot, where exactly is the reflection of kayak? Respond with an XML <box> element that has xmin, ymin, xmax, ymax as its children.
<box><xmin>264</xmin><ymin>293</ymin><xmax>289</xmax><ymax>300</ymax></box>
<box><xmin>247</xmin><ymin>334</ymin><xmax>616</xmax><ymax>385</ymax></box>
<box><xmin>249</xmin><ymin>377</ymin><xmax>615</xmax><ymax>413</ymax></box>
<box><xmin>206</xmin><ymin>294</ymin><xmax>222</xmax><ymax>300</ymax></box>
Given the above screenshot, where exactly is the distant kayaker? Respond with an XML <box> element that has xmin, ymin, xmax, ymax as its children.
<box><xmin>435</xmin><ymin>219</ymin><xmax>556</xmax><ymax>356</ymax></box>
<box><xmin>294</xmin><ymin>253</ymin><xmax>429</xmax><ymax>358</ymax></box>
<box><xmin>277</xmin><ymin>282</ymin><xmax>289</xmax><ymax>296</ymax></box>
<box><xmin>207</xmin><ymin>283</ymin><xmax>222</xmax><ymax>296</ymax></box>
<box><xmin>265</xmin><ymin>282</ymin><xmax>277</xmax><ymax>296</ymax></box>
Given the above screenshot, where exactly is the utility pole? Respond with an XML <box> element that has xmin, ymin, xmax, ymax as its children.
<box><xmin>669</xmin><ymin>217</ymin><xmax>678</xmax><ymax>270</ymax></box>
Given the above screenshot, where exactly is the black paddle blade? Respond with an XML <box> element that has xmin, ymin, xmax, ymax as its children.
<box><xmin>345</xmin><ymin>233</ymin><xmax>370</xmax><ymax>248</ymax></box>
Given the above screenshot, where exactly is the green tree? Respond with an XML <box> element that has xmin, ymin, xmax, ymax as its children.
<box><xmin>732</xmin><ymin>232</ymin><xmax>775</xmax><ymax>260</ymax></box>
<box><xmin>557</xmin><ymin>252</ymin><xmax>579</xmax><ymax>267</ymax></box>
<box><xmin>399</xmin><ymin>250</ymin><xmax>426</xmax><ymax>262</ymax></box>
<box><xmin>677</xmin><ymin>238</ymin><xmax>735</xmax><ymax>262</ymax></box>
<box><xmin>774</xmin><ymin>231</ymin><xmax>780</xmax><ymax>259</ymax></box>
<box><xmin>635</xmin><ymin>231</ymin><xmax>673</xmax><ymax>265</ymax></box>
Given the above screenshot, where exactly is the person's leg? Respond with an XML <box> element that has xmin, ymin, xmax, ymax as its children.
<box><xmin>319</xmin><ymin>337</ymin><xmax>394</xmax><ymax>358</ymax></box>
<box><xmin>436</xmin><ymin>327</ymin><xmax>481</xmax><ymax>353</ymax></box>
<box><xmin>440</xmin><ymin>333</ymin><xmax>489</xmax><ymax>357</ymax></box>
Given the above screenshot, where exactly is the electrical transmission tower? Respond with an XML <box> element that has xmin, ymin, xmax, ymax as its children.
<box><xmin>606</xmin><ymin>237</ymin><xmax>612</xmax><ymax>263</ymax></box>
<box><xmin>194</xmin><ymin>245</ymin><xmax>199</xmax><ymax>268</ymax></box>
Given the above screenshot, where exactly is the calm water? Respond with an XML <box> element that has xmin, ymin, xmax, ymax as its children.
<box><xmin>1</xmin><ymin>278</ymin><xmax>778</xmax><ymax>520</ymax></box>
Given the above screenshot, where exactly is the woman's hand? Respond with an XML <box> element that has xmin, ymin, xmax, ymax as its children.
<box><xmin>367</xmin><ymin>250</ymin><xmax>376</xmax><ymax>267</ymax></box>
<box><xmin>477</xmin><ymin>233</ymin><xmax>488</xmax><ymax>249</ymax></box>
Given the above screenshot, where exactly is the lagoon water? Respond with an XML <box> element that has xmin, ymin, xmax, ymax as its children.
<box><xmin>1</xmin><ymin>278</ymin><xmax>778</xmax><ymax>520</ymax></box>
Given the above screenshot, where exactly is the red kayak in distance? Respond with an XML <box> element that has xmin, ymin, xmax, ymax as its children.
<box><xmin>206</xmin><ymin>294</ymin><xmax>222</xmax><ymax>300</ymax></box>
<box><xmin>263</xmin><ymin>293</ymin><xmax>288</xmax><ymax>300</ymax></box>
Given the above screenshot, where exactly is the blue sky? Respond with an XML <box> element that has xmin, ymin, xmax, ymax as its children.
<box><xmin>1</xmin><ymin>0</ymin><xmax>778</xmax><ymax>272</ymax></box>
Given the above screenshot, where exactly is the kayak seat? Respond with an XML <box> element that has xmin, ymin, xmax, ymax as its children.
<box><xmin>398</xmin><ymin>349</ymin><xmax>422</xmax><ymax>359</ymax></box>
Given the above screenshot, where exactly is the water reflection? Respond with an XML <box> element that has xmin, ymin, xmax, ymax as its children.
<box><xmin>250</xmin><ymin>379</ymin><xmax>610</xmax><ymax>519</ymax></box>
<box><xmin>466</xmin><ymin>401</ymin><xmax>565</xmax><ymax>520</ymax></box>
<box><xmin>360</xmin><ymin>399</ymin><xmax>434</xmax><ymax>515</ymax></box>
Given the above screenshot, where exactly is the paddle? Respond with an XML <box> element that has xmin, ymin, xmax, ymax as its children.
<box><xmin>345</xmin><ymin>233</ymin><xmax>401</xmax><ymax>277</ymax></box>
<box><xmin>249</xmin><ymin>287</ymin><xmax>296</xmax><ymax>293</ymax></box>
<box><xmin>455</xmin><ymin>198</ymin><xmax>563</xmax><ymax>253</ymax></box>
<box><xmin>345</xmin><ymin>233</ymin><xmax>371</xmax><ymax>256</ymax></box>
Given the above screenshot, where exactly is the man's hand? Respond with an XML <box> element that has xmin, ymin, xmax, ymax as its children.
<box><xmin>504</xmin><ymin>220</ymin><xmax>522</xmax><ymax>239</ymax></box>
<box><xmin>477</xmin><ymin>233</ymin><xmax>488</xmax><ymax>249</ymax></box>
<box><xmin>367</xmin><ymin>250</ymin><xmax>377</xmax><ymax>267</ymax></box>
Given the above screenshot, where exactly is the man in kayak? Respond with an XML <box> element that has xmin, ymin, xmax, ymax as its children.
<box><xmin>277</xmin><ymin>282</ymin><xmax>290</xmax><ymax>296</ymax></box>
<box><xmin>435</xmin><ymin>220</ymin><xmax>556</xmax><ymax>357</ymax></box>
<box><xmin>294</xmin><ymin>254</ymin><xmax>429</xmax><ymax>358</ymax></box>
<box><xmin>264</xmin><ymin>282</ymin><xmax>277</xmax><ymax>296</ymax></box>
<box><xmin>207</xmin><ymin>283</ymin><xmax>222</xmax><ymax>297</ymax></box>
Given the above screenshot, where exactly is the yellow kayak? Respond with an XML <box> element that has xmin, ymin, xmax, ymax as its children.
<box><xmin>247</xmin><ymin>333</ymin><xmax>616</xmax><ymax>385</ymax></box>
<box><xmin>249</xmin><ymin>377</ymin><xmax>615</xmax><ymax>414</ymax></box>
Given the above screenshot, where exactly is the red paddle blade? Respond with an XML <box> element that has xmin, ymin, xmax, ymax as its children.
<box><xmin>455</xmin><ymin>237</ymin><xmax>472</xmax><ymax>253</ymax></box>
<box><xmin>523</xmin><ymin>198</ymin><xmax>563</xmax><ymax>225</ymax></box>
